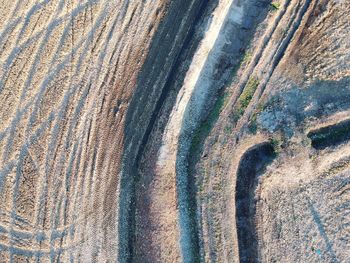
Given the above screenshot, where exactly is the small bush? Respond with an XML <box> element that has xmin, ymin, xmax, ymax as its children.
<box><xmin>269</xmin><ymin>137</ymin><xmax>281</xmax><ymax>153</ymax></box>
<box><xmin>271</xmin><ymin>2</ymin><xmax>280</xmax><ymax>10</ymax></box>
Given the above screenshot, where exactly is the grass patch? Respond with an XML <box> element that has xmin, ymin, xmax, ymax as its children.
<box><xmin>241</xmin><ymin>51</ymin><xmax>252</xmax><ymax>66</ymax></box>
<box><xmin>248</xmin><ymin>113</ymin><xmax>258</xmax><ymax>134</ymax></box>
<box><xmin>270</xmin><ymin>2</ymin><xmax>281</xmax><ymax>10</ymax></box>
<box><xmin>238</xmin><ymin>77</ymin><xmax>260</xmax><ymax>109</ymax></box>
<box><xmin>191</xmin><ymin>92</ymin><xmax>230</xmax><ymax>152</ymax></box>
<box><xmin>269</xmin><ymin>137</ymin><xmax>281</xmax><ymax>153</ymax></box>
<box><xmin>231</xmin><ymin>76</ymin><xmax>259</xmax><ymax>122</ymax></box>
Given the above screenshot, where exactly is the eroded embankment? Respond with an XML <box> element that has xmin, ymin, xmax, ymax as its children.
<box><xmin>174</xmin><ymin>2</ymin><xmax>245</xmax><ymax>261</ymax></box>
<box><xmin>235</xmin><ymin>143</ymin><xmax>275</xmax><ymax>263</ymax></box>
<box><xmin>156</xmin><ymin>1</ymin><xmax>255</xmax><ymax>261</ymax></box>
<box><xmin>131</xmin><ymin>0</ymin><xmax>219</xmax><ymax>261</ymax></box>
<box><xmin>118</xmin><ymin>0</ymin><xmax>213</xmax><ymax>262</ymax></box>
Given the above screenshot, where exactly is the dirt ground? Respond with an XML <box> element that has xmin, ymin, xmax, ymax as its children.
<box><xmin>192</xmin><ymin>0</ymin><xmax>350</xmax><ymax>262</ymax></box>
<box><xmin>0</xmin><ymin>0</ymin><xmax>349</xmax><ymax>262</ymax></box>
<box><xmin>0</xmin><ymin>0</ymin><xmax>169</xmax><ymax>261</ymax></box>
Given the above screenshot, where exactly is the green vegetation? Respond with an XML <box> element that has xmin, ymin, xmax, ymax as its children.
<box><xmin>248</xmin><ymin>101</ymin><xmax>268</xmax><ymax>134</ymax></box>
<box><xmin>224</xmin><ymin>125</ymin><xmax>232</xmax><ymax>134</ymax></box>
<box><xmin>239</xmin><ymin>77</ymin><xmax>260</xmax><ymax>109</ymax></box>
<box><xmin>263</xmin><ymin>95</ymin><xmax>281</xmax><ymax>111</ymax></box>
<box><xmin>248</xmin><ymin>113</ymin><xmax>258</xmax><ymax>134</ymax></box>
<box><xmin>270</xmin><ymin>137</ymin><xmax>281</xmax><ymax>153</ymax></box>
<box><xmin>231</xmin><ymin>76</ymin><xmax>259</xmax><ymax>122</ymax></box>
<box><xmin>188</xmin><ymin>91</ymin><xmax>232</xmax><ymax>262</ymax></box>
<box><xmin>241</xmin><ymin>51</ymin><xmax>252</xmax><ymax>66</ymax></box>
<box><xmin>256</xmin><ymin>101</ymin><xmax>265</xmax><ymax>113</ymax></box>
<box><xmin>191</xmin><ymin>92</ymin><xmax>230</xmax><ymax>152</ymax></box>
<box><xmin>271</xmin><ymin>2</ymin><xmax>281</xmax><ymax>10</ymax></box>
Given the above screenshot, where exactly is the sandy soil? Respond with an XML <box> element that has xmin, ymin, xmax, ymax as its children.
<box><xmin>0</xmin><ymin>0</ymin><xmax>168</xmax><ymax>261</ymax></box>
<box><xmin>1</xmin><ymin>0</ymin><xmax>349</xmax><ymax>262</ymax></box>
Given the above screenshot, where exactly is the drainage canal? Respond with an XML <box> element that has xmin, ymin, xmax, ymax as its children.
<box><xmin>307</xmin><ymin>119</ymin><xmax>350</xmax><ymax>150</ymax></box>
<box><xmin>235</xmin><ymin>142</ymin><xmax>275</xmax><ymax>263</ymax></box>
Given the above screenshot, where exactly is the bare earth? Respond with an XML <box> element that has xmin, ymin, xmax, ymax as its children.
<box><xmin>0</xmin><ymin>0</ymin><xmax>349</xmax><ymax>262</ymax></box>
